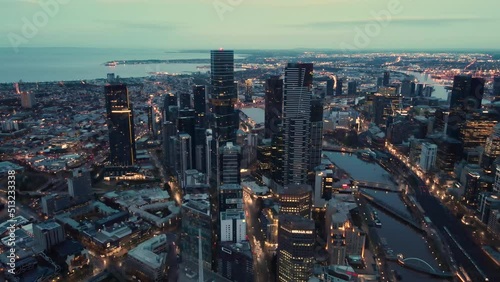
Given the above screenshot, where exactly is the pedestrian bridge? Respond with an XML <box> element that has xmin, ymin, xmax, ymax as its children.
<box><xmin>361</xmin><ymin>193</ymin><xmax>423</xmax><ymax>232</ymax></box>
<box><xmin>353</xmin><ymin>180</ymin><xmax>398</xmax><ymax>192</ymax></box>
<box><xmin>396</xmin><ymin>254</ymin><xmax>454</xmax><ymax>279</ymax></box>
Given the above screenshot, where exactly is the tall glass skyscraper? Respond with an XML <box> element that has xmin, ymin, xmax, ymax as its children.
<box><xmin>104</xmin><ymin>84</ymin><xmax>136</xmax><ymax>166</ymax></box>
<box><xmin>278</xmin><ymin>215</ymin><xmax>315</xmax><ymax>282</ymax></box>
<box><xmin>450</xmin><ymin>75</ymin><xmax>484</xmax><ymax>112</ymax></box>
<box><xmin>282</xmin><ymin>63</ymin><xmax>313</xmax><ymax>185</ymax></box>
<box><xmin>210</xmin><ymin>49</ymin><xmax>237</xmax><ymax>144</ymax></box>
<box><xmin>265</xmin><ymin>76</ymin><xmax>283</xmax><ymax>140</ymax></box>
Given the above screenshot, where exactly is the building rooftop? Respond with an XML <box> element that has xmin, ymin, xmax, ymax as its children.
<box><xmin>128</xmin><ymin>234</ymin><xmax>169</xmax><ymax>270</ymax></box>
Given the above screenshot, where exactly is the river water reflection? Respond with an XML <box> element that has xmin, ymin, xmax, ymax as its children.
<box><xmin>323</xmin><ymin>152</ymin><xmax>395</xmax><ymax>186</ymax></box>
<box><xmin>325</xmin><ymin>151</ymin><xmax>448</xmax><ymax>281</ymax></box>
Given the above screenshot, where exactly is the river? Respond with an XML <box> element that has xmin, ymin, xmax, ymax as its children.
<box><xmin>326</xmin><ymin>152</ymin><xmax>448</xmax><ymax>281</ymax></box>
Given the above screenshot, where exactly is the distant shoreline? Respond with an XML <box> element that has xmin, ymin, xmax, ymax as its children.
<box><xmin>103</xmin><ymin>58</ymin><xmax>245</xmax><ymax>66</ymax></box>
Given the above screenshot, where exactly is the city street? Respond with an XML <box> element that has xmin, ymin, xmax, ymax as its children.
<box><xmin>243</xmin><ymin>191</ymin><xmax>271</xmax><ymax>282</ymax></box>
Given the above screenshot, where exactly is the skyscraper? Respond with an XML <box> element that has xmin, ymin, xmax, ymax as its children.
<box><xmin>494</xmin><ymin>76</ymin><xmax>500</xmax><ymax>97</ymax></box>
<box><xmin>244</xmin><ymin>79</ymin><xmax>253</xmax><ymax>102</ymax></box>
<box><xmin>347</xmin><ymin>81</ymin><xmax>357</xmax><ymax>95</ymax></box>
<box><xmin>482</xmin><ymin>123</ymin><xmax>500</xmax><ymax>171</ymax></box>
<box><xmin>210</xmin><ymin>49</ymin><xmax>237</xmax><ymax>144</ymax></box>
<box><xmin>383</xmin><ymin>71</ymin><xmax>390</xmax><ymax>86</ymax></box>
<box><xmin>336</xmin><ymin>77</ymin><xmax>343</xmax><ymax>96</ymax></box>
<box><xmin>163</xmin><ymin>93</ymin><xmax>177</xmax><ymax>122</ymax></box>
<box><xmin>401</xmin><ymin>79</ymin><xmax>416</xmax><ymax>97</ymax></box>
<box><xmin>20</xmin><ymin>91</ymin><xmax>36</xmax><ymax>108</ymax></box>
<box><xmin>162</xmin><ymin>121</ymin><xmax>177</xmax><ymax>169</ymax></box>
<box><xmin>450</xmin><ymin>75</ymin><xmax>484</xmax><ymax>112</ymax></box>
<box><xmin>193</xmin><ymin>85</ymin><xmax>207</xmax><ymax>128</ymax></box>
<box><xmin>419</xmin><ymin>142</ymin><xmax>437</xmax><ymax>173</ymax></box>
<box><xmin>105</xmin><ymin>84</ymin><xmax>136</xmax><ymax>166</ymax></box>
<box><xmin>219</xmin><ymin>184</ymin><xmax>246</xmax><ymax>243</ymax></box>
<box><xmin>219</xmin><ymin>142</ymin><xmax>241</xmax><ymax>185</ymax></box>
<box><xmin>34</xmin><ymin>221</ymin><xmax>65</xmax><ymax>252</ymax></box>
<box><xmin>265</xmin><ymin>76</ymin><xmax>284</xmax><ymax>140</ymax></box>
<box><xmin>277</xmin><ymin>215</ymin><xmax>315</xmax><ymax>282</ymax></box>
<box><xmin>278</xmin><ymin>184</ymin><xmax>312</xmax><ymax>219</ymax></box>
<box><xmin>326</xmin><ymin>78</ymin><xmax>334</xmax><ymax>96</ymax></box>
<box><xmin>282</xmin><ymin>63</ymin><xmax>313</xmax><ymax>185</ymax></box>
<box><xmin>178</xmin><ymin>108</ymin><xmax>197</xmax><ymax>166</ymax></box>
<box><xmin>67</xmin><ymin>168</ymin><xmax>92</xmax><ymax>199</ymax></box>
<box><xmin>180</xmin><ymin>92</ymin><xmax>192</xmax><ymax>109</ymax></box>
<box><xmin>459</xmin><ymin>111</ymin><xmax>499</xmax><ymax>152</ymax></box>
<box><xmin>309</xmin><ymin>97</ymin><xmax>324</xmax><ymax>171</ymax></box>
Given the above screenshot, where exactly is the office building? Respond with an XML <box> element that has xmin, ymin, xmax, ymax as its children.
<box><xmin>435</xmin><ymin>137</ymin><xmax>463</xmax><ymax>174</ymax></box>
<box><xmin>282</xmin><ymin>63</ymin><xmax>313</xmax><ymax>185</ymax></box>
<box><xmin>494</xmin><ymin>165</ymin><xmax>500</xmax><ymax>194</ymax></box>
<box><xmin>126</xmin><ymin>234</ymin><xmax>171</xmax><ymax>282</ymax></box>
<box><xmin>327</xmin><ymin>79</ymin><xmax>335</xmax><ymax>96</ymax></box>
<box><xmin>419</xmin><ymin>142</ymin><xmax>438</xmax><ymax>173</ymax></box>
<box><xmin>459</xmin><ymin>111</ymin><xmax>499</xmax><ymax>152</ymax></box>
<box><xmin>244</xmin><ymin>79</ymin><xmax>253</xmax><ymax>102</ymax></box>
<box><xmin>219</xmin><ymin>184</ymin><xmax>246</xmax><ymax>243</ymax></box>
<box><xmin>265</xmin><ymin>76</ymin><xmax>284</xmax><ymax>140</ymax></box>
<box><xmin>193</xmin><ymin>85</ymin><xmax>207</xmax><ymax>128</ymax></box>
<box><xmin>494</xmin><ymin>76</ymin><xmax>500</xmax><ymax>97</ymax></box>
<box><xmin>34</xmin><ymin>221</ymin><xmax>65</xmax><ymax>252</ymax></box>
<box><xmin>210</xmin><ymin>49</ymin><xmax>237</xmax><ymax>144</ymax></box>
<box><xmin>478</xmin><ymin>193</ymin><xmax>500</xmax><ymax>225</ymax></box>
<box><xmin>401</xmin><ymin>79</ymin><xmax>416</xmax><ymax>97</ymax></box>
<box><xmin>147</xmin><ymin>106</ymin><xmax>158</xmax><ymax>138</ymax></box>
<box><xmin>345</xmin><ymin>226</ymin><xmax>365</xmax><ymax>258</ymax></box>
<box><xmin>67</xmin><ymin>168</ymin><xmax>92</xmax><ymax>199</ymax></box>
<box><xmin>325</xmin><ymin>199</ymin><xmax>361</xmax><ymax>265</ymax></box>
<box><xmin>277</xmin><ymin>215</ymin><xmax>315</xmax><ymax>282</ymax></box>
<box><xmin>277</xmin><ymin>184</ymin><xmax>312</xmax><ymax>219</ymax></box>
<box><xmin>482</xmin><ymin>123</ymin><xmax>500</xmax><ymax>171</ymax></box>
<box><xmin>383</xmin><ymin>71</ymin><xmax>390</xmax><ymax>86</ymax></box>
<box><xmin>163</xmin><ymin>93</ymin><xmax>177</xmax><ymax>122</ymax></box>
<box><xmin>162</xmin><ymin>121</ymin><xmax>177</xmax><ymax>169</ymax></box>
<box><xmin>347</xmin><ymin>81</ymin><xmax>357</xmax><ymax>95</ymax></box>
<box><xmin>219</xmin><ymin>142</ymin><xmax>241</xmax><ymax>185</ymax></box>
<box><xmin>314</xmin><ymin>169</ymin><xmax>334</xmax><ymax>206</ymax></box>
<box><xmin>178</xmin><ymin>108</ymin><xmax>197</xmax><ymax>166</ymax></box>
<box><xmin>180</xmin><ymin>92</ymin><xmax>191</xmax><ymax>109</ymax></box>
<box><xmin>105</xmin><ymin>84</ymin><xmax>136</xmax><ymax>166</ymax></box>
<box><xmin>309</xmin><ymin>97</ymin><xmax>324</xmax><ymax>171</ymax></box>
<box><xmin>464</xmin><ymin>172</ymin><xmax>481</xmax><ymax>206</ymax></box>
<box><xmin>218</xmin><ymin>241</ymin><xmax>254</xmax><ymax>282</ymax></box>
<box><xmin>20</xmin><ymin>92</ymin><xmax>36</xmax><ymax>108</ymax></box>
<box><xmin>416</xmin><ymin>83</ymin><xmax>424</xmax><ymax>97</ymax></box>
<box><xmin>450</xmin><ymin>75</ymin><xmax>484</xmax><ymax>112</ymax></box>
<box><xmin>181</xmin><ymin>199</ymin><xmax>213</xmax><ymax>270</ymax></box>
<box><xmin>377</xmin><ymin>77</ymin><xmax>384</xmax><ymax>88</ymax></box>
<box><xmin>336</xmin><ymin>78</ymin><xmax>343</xmax><ymax>96</ymax></box>
<box><xmin>176</xmin><ymin>133</ymin><xmax>193</xmax><ymax>182</ymax></box>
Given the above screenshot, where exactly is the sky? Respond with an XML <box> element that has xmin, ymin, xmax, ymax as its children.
<box><xmin>1</xmin><ymin>0</ymin><xmax>499</xmax><ymax>51</ymax></box>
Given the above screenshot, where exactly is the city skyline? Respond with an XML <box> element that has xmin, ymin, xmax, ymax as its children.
<box><xmin>2</xmin><ymin>0</ymin><xmax>500</xmax><ymax>50</ymax></box>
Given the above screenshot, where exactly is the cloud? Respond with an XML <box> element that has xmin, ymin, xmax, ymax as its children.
<box><xmin>290</xmin><ymin>16</ymin><xmax>493</xmax><ymax>28</ymax></box>
<box><xmin>96</xmin><ymin>20</ymin><xmax>185</xmax><ymax>30</ymax></box>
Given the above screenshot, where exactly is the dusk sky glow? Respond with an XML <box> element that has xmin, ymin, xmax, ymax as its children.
<box><xmin>1</xmin><ymin>0</ymin><xmax>500</xmax><ymax>50</ymax></box>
